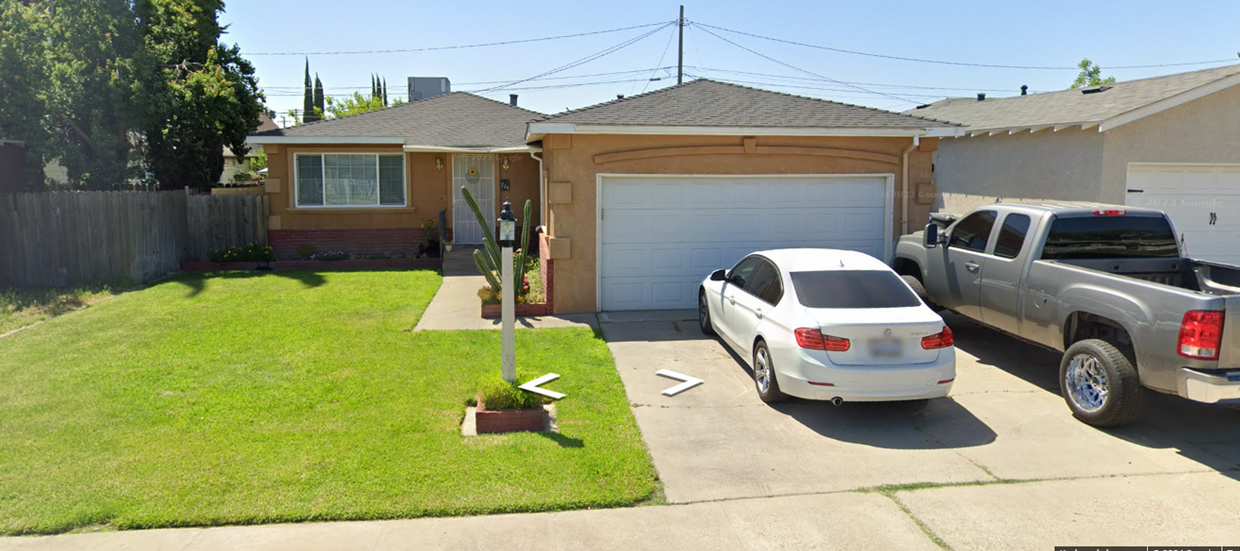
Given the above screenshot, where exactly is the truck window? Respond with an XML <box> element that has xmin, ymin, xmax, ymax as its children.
<box><xmin>994</xmin><ymin>214</ymin><xmax>1031</xmax><ymax>259</ymax></box>
<box><xmin>949</xmin><ymin>211</ymin><xmax>997</xmax><ymax>252</ymax></box>
<box><xmin>1041</xmin><ymin>215</ymin><xmax>1179</xmax><ymax>260</ymax></box>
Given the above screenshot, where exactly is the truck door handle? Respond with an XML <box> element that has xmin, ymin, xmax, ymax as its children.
<box><xmin>755</xmin><ymin>308</ymin><xmax>764</xmax><ymax>319</ymax></box>
<box><xmin>965</xmin><ymin>261</ymin><xmax>980</xmax><ymax>273</ymax></box>
<box><xmin>728</xmin><ymin>296</ymin><xmax>736</xmax><ymax>305</ymax></box>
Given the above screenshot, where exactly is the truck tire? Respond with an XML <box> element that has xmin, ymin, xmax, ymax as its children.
<box><xmin>902</xmin><ymin>275</ymin><xmax>927</xmax><ymax>299</ymax></box>
<box><xmin>1059</xmin><ymin>339</ymin><xmax>1145</xmax><ymax>427</ymax></box>
<box><xmin>901</xmin><ymin>275</ymin><xmax>941</xmax><ymax>311</ymax></box>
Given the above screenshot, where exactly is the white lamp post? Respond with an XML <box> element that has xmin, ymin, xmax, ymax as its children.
<box><xmin>497</xmin><ymin>201</ymin><xmax>517</xmax><ymax>383</ymax></box>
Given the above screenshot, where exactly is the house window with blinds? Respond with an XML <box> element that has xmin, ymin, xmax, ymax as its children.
<box><xmin>294</xmin><ymin>153</ymin><xmax>406</xmax><ymax>207</ymax></box>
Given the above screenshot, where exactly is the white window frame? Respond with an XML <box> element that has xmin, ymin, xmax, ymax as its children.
<box><xmin>293</xmin><ymin>152</ymin><xmax>408</xmax><ymax>208</ymax></box>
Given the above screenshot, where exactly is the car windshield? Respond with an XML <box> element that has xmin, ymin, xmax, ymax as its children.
<box><xmin>790</xmin><ymin>270</ymin><xmax>922</xmax><ymax>309</ymax></box>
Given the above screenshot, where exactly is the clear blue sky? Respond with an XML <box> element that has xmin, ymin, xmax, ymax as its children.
<box><xmin>220</xmin><ymin>0</ymin><xmax>1240</xmax><ymax>126</ymax></box>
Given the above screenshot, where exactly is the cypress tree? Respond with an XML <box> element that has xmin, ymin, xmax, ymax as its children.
<box><xmin>382</xmin><ymin>78</ymin><xmax>388</xmax><ymax>105</ymax></box>
<box><xmin>302</xmin><ymin>59</ymin><xmax>313</xmax><ymax>123</ymax></box>
<box><xmin>371</xmin><ymin>74</ymin><xmax>377</xmax><ymax>99</ymax></box>
<box><xmin>313</xmin><ymin>74</ymin><xmax>325</xmax><ymax>120</ymax></box>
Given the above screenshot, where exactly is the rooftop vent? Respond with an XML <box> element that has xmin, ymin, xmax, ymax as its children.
<box><xmin>977</xmin><ymin>93</ymin><xmax>986</xmax><ymax>101</ymax></box>
<box><xmin>1081</xmin><ymin>85</ymin><xmax>1112</xmax><ymax>94</ymax></box>
<box><xmin>1021</xmin><ymin>85</ymin><xmax>1028</xmax><ymax>96</ymax></box>
<box><xmin>509</xmin><ymin>94</ymin><xmax>518</xmax><ymax>106</ymax></box>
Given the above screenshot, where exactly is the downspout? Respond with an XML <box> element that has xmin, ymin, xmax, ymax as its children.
<box><xmin>530</xmin><ymin>151</ymin><xmax>545</xmax><ymax>233</ymax></box>
<box><xmin>900</xmin><ymin>135</ymin><xmax>920</xmax><ymax>235</ymax></box>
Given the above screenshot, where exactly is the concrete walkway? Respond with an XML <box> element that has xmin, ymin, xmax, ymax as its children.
<box><xmin>412</xmin><ymin>249</ymin><xmax>594</xmax><ymax>332</ymax></box>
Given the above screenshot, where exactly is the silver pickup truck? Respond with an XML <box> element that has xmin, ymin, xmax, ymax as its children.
<box><xmin>894</xmin><ymin>202</ymin><xmax>1240</xmax><ymax>426</ymax></box>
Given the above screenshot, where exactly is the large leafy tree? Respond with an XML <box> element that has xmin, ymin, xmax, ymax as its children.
<box><xmin>136</xmin><ymin>0</ymin><xmax>265</xmax><ymax>190</ymax></box>
<box><xmin>324</xmin><ymin>91</ymin><xmax>403</xmax><ymax>119</ymax></box>
<box><xmin>0</xmin><ymin>0</ymin><xmax>264</xmax><ymax>190</ymax></box>
<box><xmin>1071</xmin><ymin>58</ymin><xmax>1117</xmax><ymax>89</ymax></box>
<box><xmin>0</xmin><ymin>0</ymin><xmax>144</xmax><ymax>189</ymax></box>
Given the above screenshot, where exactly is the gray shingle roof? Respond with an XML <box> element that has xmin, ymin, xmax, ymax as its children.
<box><xmin>249</xmin><ymin>92</ymin><xmax>543</xmax><ymax>147</ymax></box>
<box><xmin>906</xmin><ymin>64</ymin><xmax>1240</xmax><ymax>131</ymax></box>
<box><xmin>538</xmin><ymin>79</ymin><xmax>955</xmax><ymax>128</ymax></box>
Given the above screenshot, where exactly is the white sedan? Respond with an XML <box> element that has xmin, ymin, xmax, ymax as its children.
<box><xmin>698</xmin><ymin>249</ymin><xmax>955</xmax><ymax>404</ymax></box>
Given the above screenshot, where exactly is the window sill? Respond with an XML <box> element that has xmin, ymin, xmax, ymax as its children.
<box><xmin>289</xmin><ymin>206</ymin><xmax>416</xmax><ymax>214</ymax></box>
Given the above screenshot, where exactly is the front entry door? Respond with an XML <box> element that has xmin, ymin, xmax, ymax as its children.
<box><xmin>452</xmin><ymin>154</ymin><xmax>495</xmax><ymax>245</ymax></box>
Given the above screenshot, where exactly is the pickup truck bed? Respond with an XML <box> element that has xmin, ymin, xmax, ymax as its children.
<box><xmin>895</xmin><ymin>202</ymin><xmax>1240</xmax><ymax>426</ymax></box>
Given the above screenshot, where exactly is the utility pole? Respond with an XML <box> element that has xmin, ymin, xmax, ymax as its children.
<box><xmin>677</xmin><ymin>5</ymin><xmax>685</xmax><ymax>85</ymax></box>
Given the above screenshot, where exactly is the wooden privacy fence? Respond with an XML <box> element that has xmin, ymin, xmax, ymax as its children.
<box><xmin>0</xmin><ymin>190</ymin><xmax>267</xmax><ymax>288</ymax></box>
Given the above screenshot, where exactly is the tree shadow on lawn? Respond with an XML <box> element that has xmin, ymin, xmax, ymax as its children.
<box><xmin>172</xmin><ymin>270</ymin><xmax>329</xmax><ymax>297</ymax></box>
<box><xmin>946</xmin><ymin>312</ymin><xmax>1240</xmax><ymax>480</ymax></box>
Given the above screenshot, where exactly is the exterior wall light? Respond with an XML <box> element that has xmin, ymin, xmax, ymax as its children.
<box><xmin>435</xmin><ymin>157</ymin><xmax>443</xmax><ymax>171</ymax></box>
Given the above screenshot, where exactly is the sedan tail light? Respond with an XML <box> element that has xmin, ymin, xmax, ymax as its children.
<box><xmin>795</xmin><ymin>328</ymin><xmax>850</xmax><ymax>351</ymax></box>
<box><xmin>921</xmin><ymin>326</ymin><xmax>954</xmax><ymax>349</ymax></box>
<box><xmin>1178</xmin><ymin>310</ymin><xmax>1224</xmax><ymax>360</ymax></box>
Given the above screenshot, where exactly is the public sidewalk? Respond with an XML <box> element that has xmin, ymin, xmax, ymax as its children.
<box><xmin>0</xmin><ymin>492</ymin><xmax>938</xmax><ymax>551</ymax></box>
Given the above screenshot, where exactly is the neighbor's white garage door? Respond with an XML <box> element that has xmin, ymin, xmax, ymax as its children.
<box><xmin>1126</xmin><ymin>164</ymin><xmax>1240</xmax><ymax>265</ymax></box>
<box><xmin>599</xmin><ymin>175</ymin><xmax>891</xmax><ymax>311</ymax></box>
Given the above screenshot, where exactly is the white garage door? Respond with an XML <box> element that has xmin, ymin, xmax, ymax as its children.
<box><xmin>1126</xmin><ymin>164</ymin><xmax>1240</xmax><ymax>264</ymax></box>
<box><xmin>599</xmin><ymin>175</ymin><xmax>891</xmax><ymax>311</ymax></box>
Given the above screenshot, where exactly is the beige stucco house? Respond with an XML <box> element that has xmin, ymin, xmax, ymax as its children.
<box><xmin>249</xmin><ymin>79</ymin><xmax>958</xmax><ymax>313</ymax></box>
<box><xmin>909</xmin><ymin>64</ymin><xmax>1240</xmax><ymax>264</ymax></box>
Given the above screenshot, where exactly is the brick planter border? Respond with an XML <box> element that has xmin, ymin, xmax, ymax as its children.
<box><xmin>480</xmin><ymin>303</ymin><xmax>551</xmax><ymax>319</ymax></box>
<box><xmin>475</xmin><ymin>399</ymin><xmax>548</xmax><ymax>434</ymax></box>
<box><xmin>180</xmin><ymin>258</ymin><xmax>441</xmax><ymax>272</ymax></box>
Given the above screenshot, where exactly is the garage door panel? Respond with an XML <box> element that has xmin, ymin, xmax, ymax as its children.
<box><xmin>600</xmin><ymin>175</ymin><xmax>889</xmax><ymax>310</ymax></box>
<box><xmin>1126</xmin><ymin>165</ymin><xmax>1240</xmax><ymax>265</ymax></box>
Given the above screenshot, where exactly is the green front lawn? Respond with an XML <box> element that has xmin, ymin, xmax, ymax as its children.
<box><xmin>0</xmin><ymin>270</ymin><xmax>655</xmax><ymax>535</ymax></box>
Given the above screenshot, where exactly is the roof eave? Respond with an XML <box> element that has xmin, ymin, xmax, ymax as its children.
<box><xmin>402</xmin><ymin>144</ymin><xmax>542</xmax><ymax>153</ymax></box>
<box><xmin>1100</xmin><ymin>70</ymin><xmax>1240</xmax><ymax>131</ymax></box>
<box><xmin>525</xmin><ymin>122</ymin><xmax>959</xmax><ymax>141</ymax></box>
<box><xmin>246</xmin><ymin>136</ymin><xmax>407</xmax><ymax>145</ymax></box>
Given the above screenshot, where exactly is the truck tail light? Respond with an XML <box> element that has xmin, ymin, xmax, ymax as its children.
<box><xmin>1091</xmin><ymin>209</ymin><xmax>1128</xmax><ymax>216</ymax></box>
<box><xmin>921</xmin><ymin>326</ymin><xmax>954</xmax><ymax>349</ymax></box>
<box><xmin>795</xmin><ymin>328</ymin><xmax>850</xmax><ymax>351</ymax></box>
<box><xmin>1178</xmin><ymin>310</ymin><xmax>1224</xmax><ymax>360</ymax></box>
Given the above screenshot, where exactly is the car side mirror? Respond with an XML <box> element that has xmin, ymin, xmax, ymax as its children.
<box><xmin>710</xmin><ymin>269</ymin><xmax>727</xmax><ymax>282</ymax></box>
<box><xmin>924</xmin><ymin>224</ymin><xmax>942</xmax><ymax>249</ymax></box>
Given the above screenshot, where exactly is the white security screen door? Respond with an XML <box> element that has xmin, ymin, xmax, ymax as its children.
<box><xmin>452</xmin><ymin>154</ymin><xmax>495</xmax><ymax>245</ymax></box>
<box><xmin>599</xmin><ymin>174</ymin><xmax>891</xmax><ymax>311</ymax></box>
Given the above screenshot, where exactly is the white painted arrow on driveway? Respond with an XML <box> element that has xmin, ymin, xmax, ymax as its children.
<box><xmin>656</xmin><ymin>369</ymin><xmax>704</xmax><ymax>396</ymax></box>
<box><xmin>519</xmin><ymin>373</ymin><xmax>566</xmax><ymax>400</ymax></box>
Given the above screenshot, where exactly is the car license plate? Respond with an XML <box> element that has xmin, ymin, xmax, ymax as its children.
<box><xmin>869</xmin><ymin>338</ymin><xmax>903</xmax><ymax>357</ymax></box>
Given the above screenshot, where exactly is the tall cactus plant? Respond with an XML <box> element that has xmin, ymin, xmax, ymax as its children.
<box><xmin>460</xmin><ymin>186</ymin><xmax>533</xmax><ymax>296</ymax></box>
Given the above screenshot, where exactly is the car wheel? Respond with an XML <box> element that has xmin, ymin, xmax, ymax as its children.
<box><xmin>753</xmin><ymin>340</ymin><xmax>787</xmax><ymax>403</ymax></box>
<box><xmin>698</xmin><ymin>290</ymin><xmax>716</xmax><ymax>336</ymax></box>
<box><xmin>1059</xmin><ymin>339</ymin><xmax>1144</xmax><ymax>427</ymax></box>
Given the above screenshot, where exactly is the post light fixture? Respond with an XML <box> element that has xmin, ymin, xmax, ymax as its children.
<box><xmin>498</xmin><ymin>201</ymin><xmax>516</xmax><ymax>246</ymax></box>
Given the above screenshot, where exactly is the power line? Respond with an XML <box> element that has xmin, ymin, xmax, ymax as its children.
<box><xmin>682</xmin><ymin>73</ymin><xmax>941</xmax><ymax>100</ymax></box>
<box><xmin>262</xmin><ymin>67</ymin><xmax>676</xmax><ymax>93</ymax></box>
<box><xmin>638</xmin><ymin>23</ymin><xmax>679</xmax><ymax>95</ymax></box>
<box><xmin>694</xmin><ymin>21</ymin><xmax>1238</xmax><ymax>71</ymax></box>
<box><xmin>466</xmin><ymin>77</ymin><xmax>656</xmax><ymax>94</ymax></box>
<box><xmin>692</xmin><ymin>23</ymin><xmax>919</xmax><ymax>103</ymax></box>
<box><xmin>248</xmin><ymin>21</ymin><xmax>673</xmax><ymax>56</ymax></box>
<box><xmin>687</xmin><ymin>66</ymin><xmax>1045</xmax><ymax>94</ymax></box>
<box><xmin>472</xmin><ymin>22</ymin><xmax>674</xmax><ymax>94</ymax></box>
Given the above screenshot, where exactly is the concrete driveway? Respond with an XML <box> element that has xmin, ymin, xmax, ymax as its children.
<box><xmin>600</xmin><ymin>310</ymin><xmax>1240</xmax><ymax>549</ymax></box>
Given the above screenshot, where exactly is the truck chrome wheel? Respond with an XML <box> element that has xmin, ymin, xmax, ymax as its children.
<box><xmin>1065</xmin><ymin>353</ymin><xmax>1109</xmax><ymax>413</ymax></box>
<box><xmin>754</xmin><ymin>347</ymin><xmax>772</xmax><ymax>393</ymax></box>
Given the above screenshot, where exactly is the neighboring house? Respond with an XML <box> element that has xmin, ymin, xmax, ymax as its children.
<box><xmin>908</xmin><ymin>64</ymin><xmax>1240</xmax><ymax>264</ymax></box>
<box><xmin>220</xmin><ymin>112</ymin><xmax>279</xmax><ymax>184</ymax></box>
<box><xmin>248</xmin><ymin>78</ymin><xmax>957</xmax><ymax>313</ymax></box>
<box><xmin>247</xmin><ymin>93</ymin><xmax>544</xmax><ymax>259</ymax></box>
